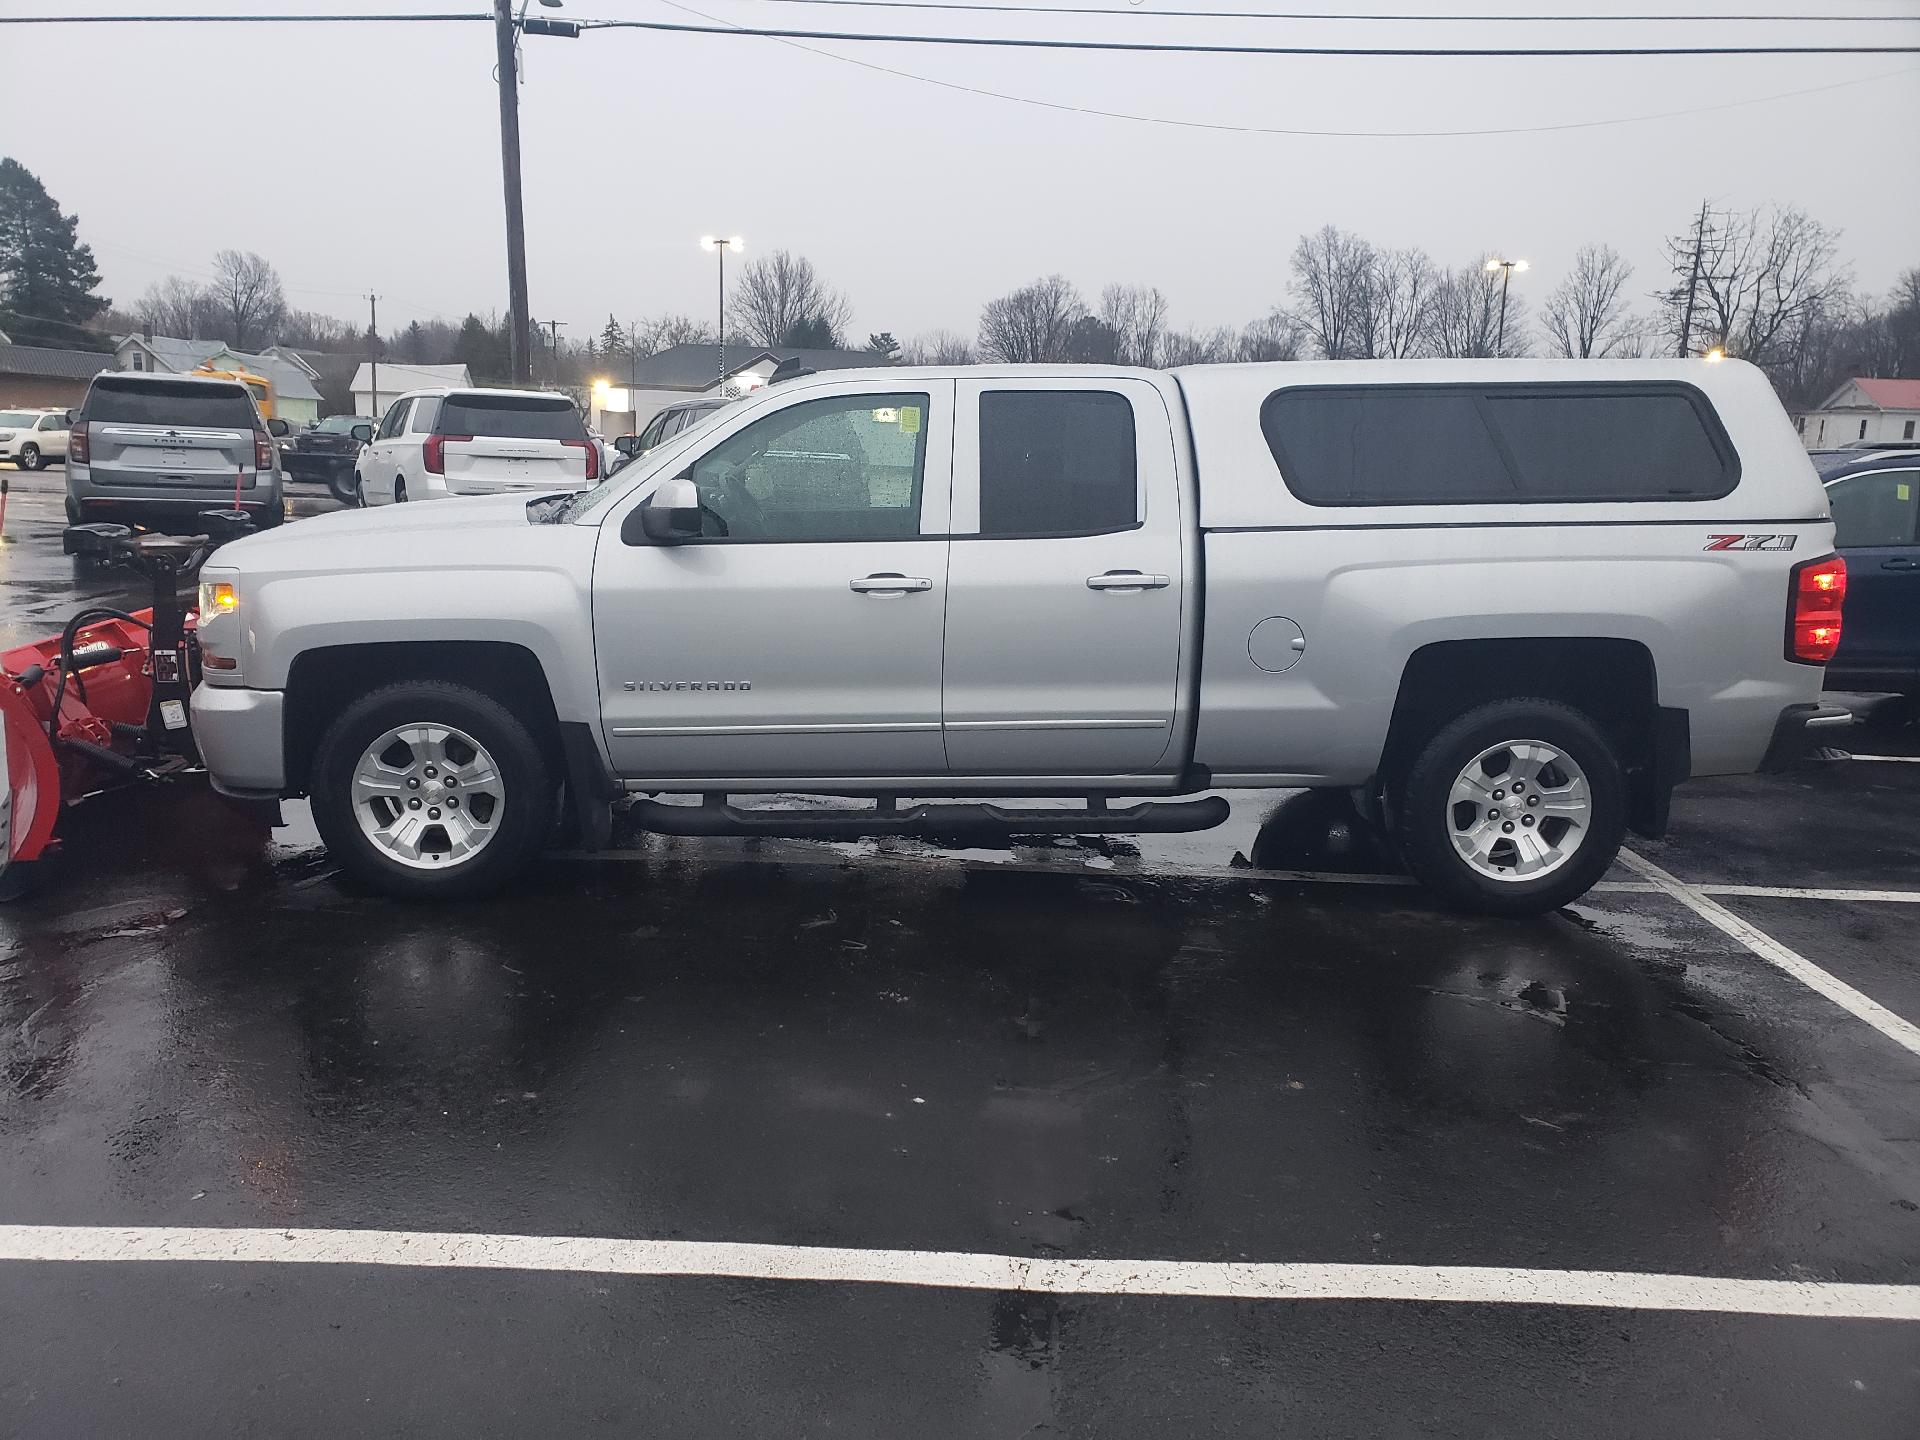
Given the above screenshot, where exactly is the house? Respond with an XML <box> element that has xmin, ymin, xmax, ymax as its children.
<box><xmin>589</xmin><ymin>343</ymin><xmax>883</xmax><ymax>436</ymax></box>
<box><xmin>349</xmin><ymin>362</ymin><xmax>474</xmax><ymax>418</ymax></box>
<box><xmin>1797</xmin><ymin>378</ymin><xmax>1920</xmax><ymax>451</ymax></box>
<box><xmin>113</xmin><ymin>334</ymin><xmax>327</xmax><ymax>427</ymax></box>
<box><xmin>0</xmin><ymin>340</ymin><xmax>112</xmax><ymax>410</ymax></box>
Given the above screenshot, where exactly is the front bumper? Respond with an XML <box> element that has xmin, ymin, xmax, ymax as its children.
<box><xmin>1757</xmin><ymin>701</ymin><xmax>1853</xmax><ymax>772</ymax></box>
<box><xmin>190</xmin><ymin>683</ymin><xmax>286</xmax><ymax>793</ymax></box>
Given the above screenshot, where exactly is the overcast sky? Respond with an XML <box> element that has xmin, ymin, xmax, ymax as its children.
<box><xmin>4</xmin><ymin>0</ymin><xmax>1917</xmax><ymax>345</ymax></box>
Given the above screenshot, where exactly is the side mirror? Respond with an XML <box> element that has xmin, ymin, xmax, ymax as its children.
<box><xmin>612</xmin><ymin>435</ymin><xmax>639</xmax><ymax>457</ymax></box>
<box><xmin>351</xmin><ymin>424</ymin><xmax>373</xmax><ymax>445</ymax></box>
<box><xmin>623</xmin><ymin>476</ymin><xmax>702</xmax><ymax>545</ymax></box>
<box><xmin>267</xmin><ymin>417</ymin><xmax>290</xmax><ymax>438</ymax></box>
<box><xmin>64</xmin><ymin>409</ymin><xmax>78</xmax><ymax>426</ymax></box>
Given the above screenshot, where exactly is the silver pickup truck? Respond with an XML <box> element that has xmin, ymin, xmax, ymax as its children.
<box><xmin>190</xmin><ymin>358</ymin><xmax>1845</xmax><ymax>914</ymax></box>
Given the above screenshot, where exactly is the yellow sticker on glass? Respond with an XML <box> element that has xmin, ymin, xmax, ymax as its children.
<box><xmin>899</xmin><ymin>406</ymin><xmax>921</xmax><ymax>435</ymax></box>
<box><xmin>1899</xmin><ymin>483</ymin><xmax>1913</xmax><ymax>501</ymax></box>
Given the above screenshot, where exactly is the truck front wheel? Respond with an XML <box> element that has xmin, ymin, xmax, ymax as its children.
<box><xmin>310</xmin><ymin>680</ymin><xmax>555</xmax><ymax>899</ymax></box>
<box><xmin>1393</xmin><ymin>697</ymin><xmax>1626</xmax><ymax>917</ymax></box>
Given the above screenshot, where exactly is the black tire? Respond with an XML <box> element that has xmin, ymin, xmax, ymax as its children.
<box><xmin>1393</xmin><ymin>697</ymin><xmax>1626</xmax><ymax>918</ymax></box>
<box><xmin>21</xmin><ymin>443</ymin><xmax>44</xmax><ymax>471</ymax></box>
<box><xmin>65</xmin><ymin>495</ymin><xmax>83</xmax><ymax>525</ymax></box>
<box><xmin>394</xmin><ymin>478</ymin><xmax>407</xmax><ymax>503</ymax></box>
<box><xmin>310</xmin><ymin>680</ymin><xmax>556</xmax><ymax>900</ymax></box>
<box><xmin>329</xmin><ymin>464</ymin><xmax>359</xmax><ymax>505</ymax></box>
<box><xmin>255</xmin><ymin>497</ymin><xmax>285</xmax><ymax>529</ymax></box>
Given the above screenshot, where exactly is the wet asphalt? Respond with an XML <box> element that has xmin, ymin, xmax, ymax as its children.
<box><xmin>2</xmin><ymin>467</ymin><xmax>1918</xmax><ymax>1437</ymax></box>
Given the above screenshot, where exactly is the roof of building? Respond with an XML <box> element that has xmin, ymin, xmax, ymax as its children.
<box><xmin>1848</xmin><ymin>378</ymin><xmax>1920</xmax><ymax>411</ymax></box>
<box><xmin>628</xmin><ymin>343</ymin><xmax>882</xmax><ymax>391</ymax></box>
<box><xmin>0</xmin><ymin>342</ymin><xmax>115</xmax><ymax>380</ymax></box>
<box><xmin>114</xmin><ymin>334</ymin><xmax>323</xmax><ymax>403</ymax></box>
<box><xmin>349</xmin><ymin>361</ymin><xmax>474</xmax><ymax>394</ymax></box>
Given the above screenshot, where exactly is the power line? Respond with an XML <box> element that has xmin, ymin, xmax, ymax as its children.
<box><xmin>0</xmin><ymin>13</ymin><xmax>488</xmax><ymax>23</ymax></box>
<box><xmin>576</xmin><ymin>15</ymin><xmax>1920</xmax><ymax>54</ymax></box>
<box><xmin>709</xmin><ymin>0</ymin><xmax>1920</xmax><ymax>23</ymax></box>
<box><xmin>650</xmin><ymin>0</ymin><xmax>1920</xmax><ymax>134</ymax></box>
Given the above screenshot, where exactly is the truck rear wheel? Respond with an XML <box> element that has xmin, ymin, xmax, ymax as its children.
<box><xmin>1393</xmin><ymin>697</ymin><xmax>1625</xmax><ymax>917</ymax></box>
<box><xmin>310</xmin><ymin>680</ymin><xmax>555</xmax><ymax>899</ymax></box>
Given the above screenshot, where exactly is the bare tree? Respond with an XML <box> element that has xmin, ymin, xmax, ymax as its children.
<box><xmin>631</xmin><ymin>312</ymin><xmax>716</xmax><ymax>355</ymax></box>
<box><xmin>1543</xmin><ymin>244</ymin><xmax>1637</xmax><ymax>358</ymax></box>
<box><xmin>1365</xmin><ymin>247</ymin><xmax>1440</xmax><ymax>358</ymax></box>
<box><xmin>1237</xmin><ymin>311</ymin><xmax>1305</xmax><ymax>362</ymax></box>
<box><xmin>276</xmin><ymin>307</ymin><xmax>358</xmax><ymax>351</ymax></box>
<box><xmin>135</xmin><ymin>275</ymin><xmax>215</xmax><ymax>339</ymax></box>
<box><xmin>208</xmin><ymin>249</ymin><xmax>286</xmax><ymax>349</ymax></box>
<box><xmin>1428</xmin><ymin>258</ymin><xmax>1530</xmax><ymax>358</ymax></box>
<box><xmin>728</xmin><ymin>251</ymin><xmax>852</xmax><ymax>348</ymax></box>
<box><xmin>1159</xmin><ymin>326</ymin><xmax>1237</xmax><ymax>366</ymax></box>
<box><xmin>900</xmin><ymin>329</ymin><xmax>975</xmax><ymax>365</ymax></box>
<box><xmin>1288</xmin><ymin>225</ymin><xmax>1375</xmax><ymax>359</ymax></box>
<box><xmin>1658</xmin><ymin>204</ymin><xmax>1850</xmax><ymax>378</ymax></box>
<box><xmin>977</xmin><ymin>275</ymin><xmax>1085</xmax><ymax>363</ymax></box>
<box><xmin>1098</xmin><ymin>284</ymin><xmax>1171</xmax><ymax>367</ymax></box>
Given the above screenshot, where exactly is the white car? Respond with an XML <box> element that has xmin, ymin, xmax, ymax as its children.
<box><xmin>352</xmin><ymin>387</ymin><xmax>599</xmax><ymax>506</ymax></box>
<box><xmin>0</xmin><ymin>408</ymin><xmax>70</xmax><ymax>469</ymax></box>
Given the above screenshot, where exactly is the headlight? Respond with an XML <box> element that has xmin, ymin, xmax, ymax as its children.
<box><xmin>198</xmin><ymin>579</ymin><xmax>239</xmax><ymax>616</ymax></box>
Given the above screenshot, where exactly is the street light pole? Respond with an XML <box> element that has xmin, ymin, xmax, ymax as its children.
<box><xmin>701</xmin><ymin>235</ymin><xmax>743</xmax><ymax>393</ymax></box>
<box><xmin>494</xmin><ymin>0</ymin><xmax>533</xmax><ymax>385</ymax></box>
<box><xmin>1484</xmin><ymin>257</ymin><xmax>1528</xmax><ymax>356</ymax></box>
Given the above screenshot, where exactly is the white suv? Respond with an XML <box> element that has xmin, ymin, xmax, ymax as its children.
<box><xmin>353</xmin><ymin>387</ymin><xmax>599</xmax><ymax>506</ymax></box>
<box><xmin>0</xmin><ymin>408</ymin><xmax>70</xmax><ymax>469</ymax></box>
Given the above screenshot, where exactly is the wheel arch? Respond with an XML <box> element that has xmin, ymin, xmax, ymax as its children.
<box><xmin>1377</xmin><ymin>637</ymin><xmax>1686</xmax><ymax>839</ymax></box>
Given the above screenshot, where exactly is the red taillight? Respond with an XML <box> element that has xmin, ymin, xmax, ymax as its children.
<box><xmin>69</xmin><ymin>420</ymin><xmax>89</xmax><ymax>465</ymax></box>
<box><xmin>1788</xmin><ymin>555</ymin><xmax>1847</xmax><ymax>664</ymax></box>
<box><xmin>254</xmin><ymin>430</ymin><xmax>274</xmax><ymax>469</ymax></box>
<box><xmin>422</xmin><ymin>434</ymin><xmax>471</xmax><ymax>475</ymax></box>
<box><xmin>562</xmin><ymin>437</ymin><xmax>597</xmax><ymax>479</ymax></box>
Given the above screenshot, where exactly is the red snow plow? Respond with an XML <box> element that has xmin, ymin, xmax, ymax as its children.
<box><xmin>0</xmin><ymin>513</ymin><xmax>255</xmax><ymax>898</ymax></box>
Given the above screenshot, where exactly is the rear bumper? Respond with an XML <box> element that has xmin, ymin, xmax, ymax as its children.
<box><xmin>1757</xmin><ymin>701</ymin><xmax>1853</xmax><ymax>772</ymax></box>
<box><xmin>70</xmin><ymin>463</ymin><xmax>282</xmax><ymax>508</ymax></box>
<box><xmin>190</xmin><ymin>683</ymin><xmax>287</xmax><ymax>793</ymax></box>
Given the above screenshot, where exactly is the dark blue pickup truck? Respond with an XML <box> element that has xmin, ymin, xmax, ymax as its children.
<box><xmin>1817</xmin><ymin>445</ymin><xmax>1920</xmax><ymax>716</ymax></box>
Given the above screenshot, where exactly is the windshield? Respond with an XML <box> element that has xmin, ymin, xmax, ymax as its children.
<box><xmin>561</xmin><ymin>402</ymin><xmax>738</xmax><ymax>523</ymax></box>
<box><xmin>314</xmin><ymin>415</ymin><xmax>370</xmax><ymax>434</ymax></box>
<box><xmin>0</xmin><ymin>411</ymin><xmax>41</xmax><ymax>427</ymax></box>
<box><xmin>440</xmin><ymin>393</ymin><xmax>587</xmax><ymax>441</ymax></box>
<box><xmin>85</xmin><ymin>377</ymin><xmax>256</xmax><ymax>428</ymax></box>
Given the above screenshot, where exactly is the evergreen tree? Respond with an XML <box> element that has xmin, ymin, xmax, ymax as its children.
<box><xmin>865</xmin><ymin>331</ymin><xmax>901</xmax><ymax>362</ymax></box>
<box><xmin>0</xmin><ymin>158</ymin><xmax>110</xmax><ymax>349</ymax></box>
<box><xmin>598</xmin><ymin>313</ymin><xmax>628</xmax><ymax>360</ymax></box>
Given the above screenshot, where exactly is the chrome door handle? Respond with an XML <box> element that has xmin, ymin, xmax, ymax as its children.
<box><xmin>1086</xmin><ymin>570</ymin><xmax>1170</xmax><ymax>591</ymax></box>
<box><xmin>1881</xmin><ymin>557</ymin><xmax>1920</xmax><ymax>571</ymax></box>
<box><xmin>850</xmin><ymin>574</ymin><xmax>933</xmax><ymax>594</ymax></box>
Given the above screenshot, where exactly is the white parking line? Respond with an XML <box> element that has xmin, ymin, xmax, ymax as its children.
<box><xmin>1838</xmin><ymin>753</ymin><xmax>1920</xmax><ymax>763</ymax></box>
<box><xmin>1619</xmin><ymin>849</ymin><xmax>1920</xmax><ymax>1060</ymax></box>
<box><xmin>1</xmin><ymin>1225</ymin><xmax>1914</xmax><ymax>1322</ymax></box>
<box><xmin>1698</xmin><ymin>884</ymin><xmax>1920</xmax><ymax>904</ymax></box>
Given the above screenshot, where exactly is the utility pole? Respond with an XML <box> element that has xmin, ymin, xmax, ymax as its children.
<box><xmin>1484</xmin><ymin>257</ymin><xmax>1527</xmax><ymax>357</ymax></box>
<box><xmin>700</xmin><ymin>235</ymin><xmax>743</xmax><ymax>393</ymax></box>
<box><xmin>1676</xmin><ymin>200</ymin><xmax>1710</xmax><ymax>359</ymax></box>
<box><xmin>366</xmin><ymin>293</ymin><xmax>380</xmax><ymax>421</ymax></box>
<box><xmin>541</xmin><ymin>318</ymin><xmax>565</xmax><ymax>386</ymax></box>
<box><xmin>493</xmin><ymin>0</ymin><xmax>532</xmax><ymax>385</ymax></box>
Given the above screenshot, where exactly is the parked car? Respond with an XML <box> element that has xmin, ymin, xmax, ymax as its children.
<box><xmin>282</xmin><ymin>414</ymin><xmax>373</xmax><ymax>500</ymax></box>
<box><xmin>193</xmin><ymin>358</ymin><xmax>1842</xmax><ymax>911</ymax></box>
<box><xmin>612</xmin><ymin>397</ymin><xmax>731</xmax><ymax>470</ymax></box>
<box><xmin>352</xmin><ymin>388</ymin><xmax>598</xmax><ymax>506</ymax></box>
<box><xmin>0</xmin><ymin>408</ymin><xmax>70</xmax><ymax>469</ymax></box>
<box><xmin>1819</xmin><ymin>449</ymin><xmax>1920</xmax><ymax>708</ymax></box>
<box><xmin>66</xmin><ymin>372</ymin><xmax>286</xmax><ymax>531</ymax></box>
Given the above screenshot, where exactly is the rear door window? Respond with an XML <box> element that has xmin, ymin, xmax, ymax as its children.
<box><xmin>408</xmin><ymin>397</ymin><xmax>440</xmax><ymax>434</ymax></box>
<box><xmin>978</xmin><ymin>390</ymin><xmax>1138</xmax><ymax>537</ymax></box>
<box><xmin>1828</xmin><ymin>471</ymin><xmax>1920</xmax><ymax>548</ymax></box>
<box><xmin>1262</xmin><ymin>383</ymin><xmax>1736</xmax><ymax>505</ymax></box>
<box><xmin>86</xmin><ymin>378</ymin><xmax>256</xmax><ymax>429</ymax></box>
<box><xmin>439</xmin><ymin>393</ymin><xmax>587</xmax><ymax>441</ymax></box>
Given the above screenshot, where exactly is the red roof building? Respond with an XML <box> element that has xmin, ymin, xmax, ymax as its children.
<box><xmin>1799</xmin><ymin>376</ymin><xmax>1920</xmax><ymax>451</ymax></box>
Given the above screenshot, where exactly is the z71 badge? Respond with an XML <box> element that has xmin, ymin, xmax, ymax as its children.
<box><xmin>1704</xmin><ymin>534</ymin><xmax>1798</xmax><ymax>552</ymax></box>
